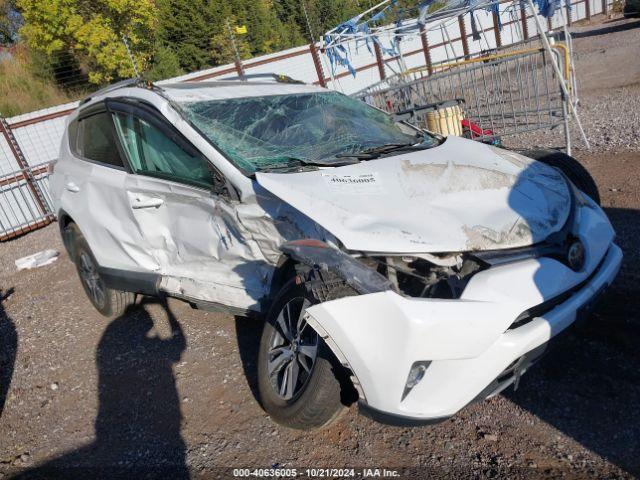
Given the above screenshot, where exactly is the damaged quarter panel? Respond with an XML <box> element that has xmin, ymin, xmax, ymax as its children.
<box><xmin>234</xmin><ymin>184</ymin><xmax>339</xmax><ymax>265</ymax></box>
<box><xmin>256</xmin><ymin>136</ymin><xmax>571</xmax><ymax>253</ymax></box>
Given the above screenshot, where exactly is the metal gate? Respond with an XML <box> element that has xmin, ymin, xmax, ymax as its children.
<box><xmin>0</xmin><ymin>118</ymin><xmax>55</xmax><ymax>241</ymax></box>
<box><xmin>353</xmin><ymin>44</ymin><xmax>573</xmax><ymax>147</ymax></box>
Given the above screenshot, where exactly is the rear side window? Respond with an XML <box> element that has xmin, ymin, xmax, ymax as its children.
<box><xmin>67</xmin><ymin>120</ymin><xmax>79</xmax><ymax>155</ymax></box>
<box><xmin>76</xmin><ymin>112</ymin><xmax>124</xmax><ymax>168</ymax></box>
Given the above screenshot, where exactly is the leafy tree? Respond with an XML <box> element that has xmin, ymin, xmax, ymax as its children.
<box><xmin>237</xmin><ymin>0</ymin><xmax>305</xmax><ymax>55</ymax></box>
<box><xmin>305</xmin><ymin>0</ymin><xmax>377</xmax><ymax>37</ymax></box>
<box><xmin>157</xmin><ymin>0</ymin><xmax>306</xmax><ymax>74</ymax></box>
<box><xmin>155</xmin><ymin>0</ymin><xmax>215</xmax><ymax>72</ymax></box>
<box><xmin>146</xmin><ymin>44</ymin><xmax>183</xmax><ymax>81</ymax></box>
<box><xmin>13</xmin><ymin>0</ymin><xmax>396</xmax><ymax>87</ymax></box>
<box><xmin>17</xmin><ymin>0</ymin><xmax>157</xmax><ymax>84</ymax></box>
<box><xmin>210</xmin><ymin>30</ymin><xmax>251</xmax><ymax>65</ymax></box>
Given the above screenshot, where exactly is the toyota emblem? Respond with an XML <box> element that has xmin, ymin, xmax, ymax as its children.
<box><xmin>567</xmin><ymin>240</ymin><xmax>586</xmax><ymax>271</ymax></box>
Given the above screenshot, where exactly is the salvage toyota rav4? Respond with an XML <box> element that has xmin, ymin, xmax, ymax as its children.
<box><xmin>52</xmin><ymin>76</ymin><xmax>622</xmax><ymax>429</ymax></box>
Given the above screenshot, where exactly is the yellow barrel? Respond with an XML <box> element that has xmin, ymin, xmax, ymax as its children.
<box><xmin>425</xmin><ymin>101</ymin><xmax>465</xmax><ymax>136</ymax></box>
<box><xmin>438</xmin><ymin>108</ymin><xmax>448</xmax><ymax>135</ymax></box>
<box><xmin>453</xmin><ymin>105</ymin><xmax>463</xmax><ymax>136</ymax></box>
<box><xmin>426</xmin><ymin>110</ymin><xmax>438</xmax><ymax>132</ymax></box>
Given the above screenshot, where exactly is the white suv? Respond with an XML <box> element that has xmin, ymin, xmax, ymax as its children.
<box><xmin>51</xmin><ymin>76</ymin><xmax>622</xmax><ymax>429</ymax></box>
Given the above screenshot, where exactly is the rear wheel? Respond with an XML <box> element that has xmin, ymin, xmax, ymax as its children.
<box><xmin>257</xmin><ymin>278</ymin><xmax>357</xmax><ymax>430</ymax></box>
<box><xmin>524</xmin><ymin>149</ymin><xmax>601</xmax><ymax>205</ymax></box>
<box><xmin>67</xmin><ymin>223</ymin><xmax>135</xmax><ymax>317</ymax></box>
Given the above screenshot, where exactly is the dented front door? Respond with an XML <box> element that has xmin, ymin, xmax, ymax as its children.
<box><xmin>123</xmin><ymin>171</ymin><xmax>269</xmax><ymax>310</ymax></box>
<box><xmin>111</xmin><ymin>104</ymin><xmax>268</xmax><ymax>310</ymax></box>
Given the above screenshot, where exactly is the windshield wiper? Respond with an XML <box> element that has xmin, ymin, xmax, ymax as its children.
<box><xmin>335</xmin><ymin>141</ymin><xmax>431</xmax><ymax>159</ymax></box>
<box><xmin>257</xmin><ymin>156</ymin><xmax>358</xmax><ymax>173</ymax></box>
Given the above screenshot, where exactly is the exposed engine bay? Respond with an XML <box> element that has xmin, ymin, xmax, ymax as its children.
<box><xmin>357</xmin><ymin>254</ymin><xmax>486</xmax><ymax>299</ymax></box>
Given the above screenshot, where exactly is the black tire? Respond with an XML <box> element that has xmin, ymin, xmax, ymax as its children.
<box><xmin>257</xmin><ymin>278</ymin><xmax>357</xmax><ymax>430</ymax></box>
<box><xmin>524</xmin><ymin>149</ymin><xmax>601</xmax><ymax>205</ymax></box>
<box><xmin>67</xmin><ymin>223</ymin><xmax>136</xmax><ymax>317</ymax></box>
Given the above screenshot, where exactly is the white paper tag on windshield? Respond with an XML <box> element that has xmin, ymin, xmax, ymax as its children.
<box><xmin>322</xmin><ymin>172</ymin><xmax>384</xmax><ymax>195</ymax></box>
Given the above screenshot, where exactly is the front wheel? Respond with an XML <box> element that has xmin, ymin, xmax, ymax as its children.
<box><xmin>257</xmin><ymin>278</ymin><xmax>355</xmax><ymax>430</ymax></box>
<box><xmin>523</xmin><ymin>149</ymin><xmax>601</xmax><ymax>205</ymax></box>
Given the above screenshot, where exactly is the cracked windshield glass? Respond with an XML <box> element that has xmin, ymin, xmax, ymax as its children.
<box><xmin>179</xmin><ymin>91</ymin><xmax>437</xmax><ymax>173</ymax></box>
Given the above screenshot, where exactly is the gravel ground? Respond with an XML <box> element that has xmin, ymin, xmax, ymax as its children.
<box><xmin>1</xmin><ymin>16</ymin><xmax>639</xmax><ymax>480</ymax></box>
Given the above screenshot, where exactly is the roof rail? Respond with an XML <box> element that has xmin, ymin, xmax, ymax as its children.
<box><xmin>79</xmin><ymin>77</ymin><xmax>152</xmax><ymax>105</ymax></box>
<box><xmin>221</xmin><ymin>73</ymin><xmax>305</xmax><ymax>84</ymax></box>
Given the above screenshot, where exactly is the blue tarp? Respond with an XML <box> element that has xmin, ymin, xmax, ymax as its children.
<box><xmin>323</xmin><ymin>0</ymin><xmax>568</xmax><ymax>78</ymax></box>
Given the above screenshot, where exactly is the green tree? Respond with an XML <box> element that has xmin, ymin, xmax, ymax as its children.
<box><xmin>13</xmin><ymin>0</ymin><xmax>397</xmax><ymax>87</ymax></box>
<box><xmin>237</xmin><ymin>0</ymin><xmax>304</xmax><ymax>55</ymax></box>
<box><xmin>156</xmin><ymin>0</ymin><xmax>216</xmax><ymax>72</ymax></box>
<box><xmin>210</xmin><ymin>28</ymin><xmax>251</xmax><ymax>66</ymax></box>
<box><xmin>17</xmin><ymin>0</ymin><xmax>157</xmax><ymax>84</ymax></box>
<box><xmin>156</xmin><ymin>0</ymin><xmax>306</xmax><ymax>75</ymax></box>
<box><xmin>305</xmin><ymin>0</ymin><xmax>378</xmax><ymax>38</ymax></box>
<box><xmin>146</xmin><ymin>44</ymin><xmax>183</xmax><ymax>81</ymax></box>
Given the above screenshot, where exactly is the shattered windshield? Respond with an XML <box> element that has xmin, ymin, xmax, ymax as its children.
<box><xmin>179</xmin><ymin>91</ymin><xmax>435</xmax><ymax>173</ymax></box>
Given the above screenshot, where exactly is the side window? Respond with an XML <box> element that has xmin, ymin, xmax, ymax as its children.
<box><xmin>67</xmin><ymin>120</ymin><xmax>79</xmax><ymax>156</ymax></box>
<box><xmin>78</xmin><ymin>112</ymin><xmax>124</xmax><ymax>168</ymax></box>
<box><xmin>113</xmin><ymin>112</ymin><xmax>212</xmax><ymax>189</ymax></box>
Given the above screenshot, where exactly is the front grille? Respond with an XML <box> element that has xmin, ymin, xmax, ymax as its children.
<box><xmin>357</xmin><ymin>255</ymin><xmax>485</xmax><ymax>300</ymax></box>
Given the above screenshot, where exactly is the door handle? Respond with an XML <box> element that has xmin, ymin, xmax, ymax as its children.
<box><xmin>132</xmin><ymin>197</ymin><xmax>164</xmax><ymax>209</ymax></box>
<box><xmin>65</xmin><ymin>182</ymin><xmax>80</xmax><ymax>193</ymax></box>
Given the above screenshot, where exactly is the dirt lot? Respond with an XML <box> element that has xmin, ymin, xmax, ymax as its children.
<box><xmin>1</xmin><ymin>15</ymin><xmax>639</xmax><ymax>480</ymax></box>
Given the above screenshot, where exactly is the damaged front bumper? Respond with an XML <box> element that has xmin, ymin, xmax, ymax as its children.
<box><xmin>303</xmin><ymin>203</ymin><xmax>622</xmax><ymax>424</ymax></box>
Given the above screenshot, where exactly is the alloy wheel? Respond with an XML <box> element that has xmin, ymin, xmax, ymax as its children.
<box><xmin>267</xmin><ymin>297</ymin><xmax>319</xmax><ymax>400</ymax></box>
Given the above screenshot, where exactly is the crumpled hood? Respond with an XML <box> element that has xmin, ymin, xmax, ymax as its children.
<box><xmin>256</xmin><ymin>136</ymin><xmax>571</xmax><ymax>253</ymax></box>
